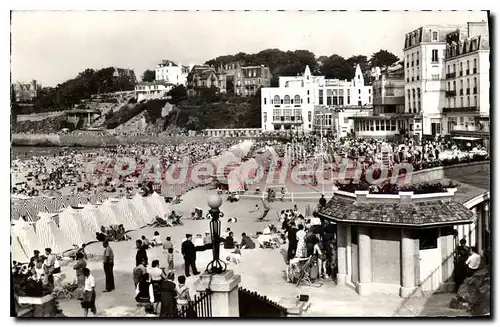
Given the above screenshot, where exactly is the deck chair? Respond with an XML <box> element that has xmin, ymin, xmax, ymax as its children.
<box><xmin>296</xmin><ymin>256</ymin><xmax>313</xmax><ymax>287</ymax></box>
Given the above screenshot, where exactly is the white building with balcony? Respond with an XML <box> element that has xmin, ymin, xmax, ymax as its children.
<box><xmin>402</xmin><ymin>22</ymin><xmax>489</xmax><ymax>140</ymax></box>
<box><xmin>135</xmin><ymin>81</ymin><xmax>175</xmax><ymax>101</ymax></box>
<box><xmin>261</xmin><ymin>64</ymin><xmax>372</xmax><ymax>132</ymax></box>
<box><xmin>155</xmin><ymin>60</ymin><xmax>192</xmax><ymax>86</ymax></box>
<box><xmin>442</xmin><ymin>22</ymin><xmax>490</xmax><ymax>138</ymax></box>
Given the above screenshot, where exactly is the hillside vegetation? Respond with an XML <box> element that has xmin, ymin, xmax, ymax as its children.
<box><xmin>13</xmin><ymin>67</ymin><xmax>135</xmax><ymax>115</ymax></box>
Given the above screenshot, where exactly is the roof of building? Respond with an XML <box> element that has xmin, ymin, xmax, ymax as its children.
<box><xmin>158</xmin><ymin>60</ymin><xmax>179</xmax><ymax>67</ymax></box>
<box><xmin>316</xmin><ymin>197</ymin><xmax>475</xmax><ymax>227</ymax></box>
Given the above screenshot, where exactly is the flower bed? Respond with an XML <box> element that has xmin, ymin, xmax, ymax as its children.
<box><xmin>336</xmin><ymin>180</ymin><xmax>458</xmax><ymax>195</ymax></box>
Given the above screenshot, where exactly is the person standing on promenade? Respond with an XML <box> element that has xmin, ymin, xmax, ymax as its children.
<box><xmin>181</xmin><ymin>234</ymin><xmax>199</xmax><ymax>277</ymax></box>
<box><xmin>81</xmin><ymin>268</ymin><xmax>97</xmax><ymax>317</ymax></box>
<box><xmin>136</xmin><ymin>239</ymin><xmax>149</xmax><ymax>267</ymax></box>
<box><xmin>102</xmin><ymin>240</ymin><xmax>115</xmax><ymax>293</ymax></box>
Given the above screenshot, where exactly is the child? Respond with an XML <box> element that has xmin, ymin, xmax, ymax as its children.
<box><xmin>229</xmin><ymin>244</ymin><xmax>242</xmax><ymax>264</ymax></box>
<box><xmin>163</xmin><ymin>237</ymin><xmax>173</xmax><ymax>253</ymax></box>
<box><xmin>151</xmin><ymin>231</ymin><xmax>162</xmax><ymax>247</ymax></box>
<box><xmin>167</xmin><ymin>248</ymin><xmax>174</xmax><ymax>274</ymax></box>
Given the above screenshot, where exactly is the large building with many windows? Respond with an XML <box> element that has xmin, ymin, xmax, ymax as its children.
<box><xmin>261</xmin><ymin>64</ymin><xmax>372</xmax><ymax>132</ymax></box>
<box><xmin>442</xmin><ymin>22</ymin><xmax>490</xmax><ymax>138</ymax></box>
<box><xmin>155</xmin><ymin>60</ymin><xmax>191</xmax><ymax>86</ymax></box>
<box><xmin>399</xmin><ymin>22</ymin><xmax>489</xmax><ymax>140</ymax></box>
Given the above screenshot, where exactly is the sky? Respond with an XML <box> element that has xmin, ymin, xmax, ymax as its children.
<box><xmin>10</xmin><ymin>10</ymin><xmax>488</xmax><ymax>87</ymax></box>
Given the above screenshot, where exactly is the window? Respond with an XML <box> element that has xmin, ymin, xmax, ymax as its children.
<box><xmin>461</xmin><ymin>97</ymin><xmax>464</xmax><ymax>107</ymax></box>
<box><xmin>358</xmin><ymin>89</ymin><xmax>361</xmax><ymax>94</ymax></box>
<box><xmin>474</xmin><ymin>77</ymin><xmax>477</xmax><ymax>88</ymax></box>
<box><xmin>264</xmin><ymin>98</ymin><xmax>267</xmax><ymax>105</ymax></box>
<box><xmin>347</xmin><ymin>96</ymin><xmax>350</xmax><ymax>104</ymax></box>
<box><xmin>416</xmin><ymin>51</ymin><xmax>419</xmax><ymax>65</ymax></box>
<box><xmin>318</xmin><ymin>90</ymin><xmax>323</xmax><ymax>105</ymax></box>
<box><xmin>448</xmin><ymin>82</ymin><xmax>451</xmax><ymax>91</ymax></box>
<box><xmin>447</xmin><ymin>65</ymin><xmax>450</xmax><ymax>74</ymax></box>
<box><xmin>460</xmin><ymin>62</ymin><xmax>463</xmax><ymax>74</ymax></box>
<box><xmin>453</xmin><ymin>81</ymin><xmax>456</xmax><ymax>90</ymax></box>
<box><xmin>368</xmin><ymin>96</ymin><xmax>371</xmax><ymax>103</ymax></box>
<box><xmin>467</xmin><ymin>60</ymin><xmax>470</xmax><ymax>73</ymax></box>
<box><xmin>263</xmin><ymin>112</ymin><xmax>267</xmax><ymax>123</ymax></box>
<box><xmin>453</xmin><ymin>63</ymin><xmax>456</xmax><ymax>73</ymax></box>
<box><xmin>419</xmin><ymin>228</ymin><xmax>438</xmax><ymax>250</ymax></box>
<box><xmin>368</xmin><ymin>89</ymin><xmax>371</xmax><ymax>94</ymax></box>
<box><xmin>273</xmin><ymin>95</ymin><xmax>280</xmax><ymax>104</ymax></box>
<box><xmin>284</xmin><ymin>95</ymin><xmax>291</xmax><ymax>104</ymax></box>
<box><xmin>467</xmin><ymin>96</ymin><xmax>470</xmax><ymax>107</ymax></box>
<box><xmin>307</xmin><ymin>90</ymin><xmax>310</xmax><ymax>95</ymax></box>
<box><xmin>307</xmin><ymin>98</ymin><xmax>310</xmax><ymax>104</ymax></box>
<box><xmin>431</xmin><ymin>49</ymin><xmax>438</xmax><ymax>63</ymax></box>
<box><xmin>294</xmin><ymin>95</ymin><xmax>301</xmax><ymax>105</ymax></box>
<box><xmin>474</xmin><ymin>95</ymin><xmax>477</xmax><ymax>106</ymax></box>
<box><xmin>473</xmin><ymin>59</ymin><xmax>477</xmax><ymax>70</ymax></box>
<box><xmin>432</xmin><ymin>31</ymin><xmax>438</xmax><ymax>41</ymax></box>
<box><xmin>308</xmin><ymin>112</ymin><xmax>312</xmax><ymax>122</ymax></box>
<box><xmin>272</xmin><ymin>108</ymin><xmax>280</xmax><ymax>121</ymax></box>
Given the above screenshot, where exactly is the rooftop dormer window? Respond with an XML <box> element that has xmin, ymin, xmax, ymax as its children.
<box><xmin>432</xmin><ymin>31</ymin><xmax>438</xmax><ymax>41</ymax></box>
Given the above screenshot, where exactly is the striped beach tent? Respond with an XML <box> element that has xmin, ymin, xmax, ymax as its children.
<box><xmin>100</xmin><ymin>199</ymin><xmax>122</xmax><ymax>226</ymax></box>
<box><xmin>11</xmin><ymin>217</ymin><xmax>43</xmax><ymax>260</ymax></box>
<box><xmin>131</xmin><ymin>193</ymin><xmax>152</xmax><ymax>227</ymax></box>
<box><xmin>21</xmin><ymin>200</ymin><xmax>38</xmax><ymax>222</ymax></box>
<box><xmin>11</xmin><ymin>205</ymin><xmax>23</xmax><ymax>221</ymax></box>
<box><xmin>11</xmin><ymin>233</ymin><xmax>30</xmax><ymax>264</ymax></box>
<box><xmin>58</xmin><ymin>207</ymin><xmax>94</xmax><ymax>246</ymax></box>
<box><xmin>35</xmin><ymin>212</ymin><xmax>73</xmax><ymax>254</ymax></box>
<box><xmin>80</xmin><ymin>204</ymin><xmax>108</xmax><ymax>234</ymax></box>
<box><xmin>115</xmin><ymin>198</ymin><xmax>140</xmax><ymax>231</ymax></box>
<box><xmin>145</xmin><ymin>192</ymin><xmax>166</xmax><ymax>218</ymax></box>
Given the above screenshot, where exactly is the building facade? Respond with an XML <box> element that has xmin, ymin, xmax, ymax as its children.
<box><xmin>12</xmin><ymin>80</ymin><xmax>41</xmax><ymax>103</ymax></box>
<box><xmin>233</xmin><ymin>65</ymin><xmax>272</xmax><ymax>96</ymax></box>
<box><xmin>112</xmin><ymin>67</ymin><xmax>137</xmax><ymax>84</ymax></box>
<box><xmin>314</xmin><ymin>106</ymin><xmax>373</xmax><ymax>137</ymax></box>
<box><xmin>442</xmin><ymin>22</ymin><xmax>490</xmax><ymax>138</ymax></box>
<box><xmin>135</xmin><ymin>81</ymin><xmax>175</xmax><ymax>101</ymax></box>
<box><xmin>155</xmin><ymin>60</ymin><xmax>191</xmax><ymax>86</ymax></box>
<box><xmin>351</xmin><ymin>63</ymin><xmax>406</xmax><ymax>139</ymax></box>
<box><xmin>261</xmin><ymin>64</ymin><xmax>372</xmax><ymax>132</ymax></box>
<box><xmin>186</xmin><ymin>65</ymin><xmax>227</xmax><ymax>94</ymax></box>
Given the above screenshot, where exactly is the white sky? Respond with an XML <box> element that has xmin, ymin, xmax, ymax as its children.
<box><xmin>11</xmin><ymin>10</ymin><xmax>487</xmax><ymax>86</ymax></box>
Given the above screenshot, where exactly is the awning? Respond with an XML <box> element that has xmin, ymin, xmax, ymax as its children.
<box><xmin>451</xmin><ymin>136</ymin><xmax>482</xmax><ymax>141</ymax></box>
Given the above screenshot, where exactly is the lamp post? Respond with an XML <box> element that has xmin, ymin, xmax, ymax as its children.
<box><xmin>206</xmin><ymin>194</ymin><xmax>227</xmax><ymax>274</ymax></box>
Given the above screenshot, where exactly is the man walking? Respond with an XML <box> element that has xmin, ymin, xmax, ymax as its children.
<box><xmin>135</xmin><ymin>239</ymin><xmax>148</xmax><ymax>267</ymax></box>
<box><xmin>102</xmin><ymin>240</ymin><xmax>115</xmax><ymax>292</ymax></box>
<box><xmin>181</xmin><ymin>234</ymin><xmax>199</xmax><ymax>277</ymax></box>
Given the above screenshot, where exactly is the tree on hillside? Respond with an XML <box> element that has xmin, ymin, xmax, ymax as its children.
<box><xmin>347</xmin><ymin>55</ymin><xmax>369</xmax><ymax>75</ymax></box>
<box><xmin>320</xmin><ymin>55</ymin><xmax>352</xmax><ymax>80</ymax></box>
<box><xmin>166</xmin><ymin>85</ymin><xmax>187</xmax><ymax>105</ymax></box>
<box><xmin>370</xmin><ymin>50</ymin><xmax>400</xmax><ymax>69</ymax></box>
<box><xmin>142</xmin><ymin>69</ymin><xmax>156</xmax><ymax>82</ymax></box>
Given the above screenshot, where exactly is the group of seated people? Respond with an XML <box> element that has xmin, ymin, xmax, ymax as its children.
<box><xmin>150</xmin><ymin>211</ymin><xmax>183</xmax><ymax>227</ymax></box>
<box><xmin>95</xmin><ymin>225</ymin><xmax>131</xmax><ymax>242</ymax></box>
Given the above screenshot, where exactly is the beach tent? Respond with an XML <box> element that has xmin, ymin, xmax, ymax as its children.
<box><xmin>146</xmin><ymin>192</ymin><xmax>171</xmax><ymax>218</ymax></box>
<box><xmin>35</xmin><ymin>212</ymin><xmax>73</xmax><ymax>254</ymax></box>
<box><xmin>116</xmin><ymin>197</ymin><xmax>140</xmax><ymax>231</ymax></box>
<box><xmin>11</xmin><ymin>217</ymin><xmax>43</xmax><ymax>261</ymax></box>
<box><xmin>58</xmin><ymin>207</ymin><xmax>94</xmax><ymax>246</ymax></box>
<box><xmin>80</xmin><ymin>204</ymin><xmax>109</xmax><ymax>234</ymax></box>
<box><xmin>100</xmin><ymin>199</ymin><xmax>123</xmax><ymax>226</ymax></box>
<box><xmin>131</xmin><ymin>193</ymin><xmax>154</xmax><ymax>227</ymax></box>
<box><xmin>11</xmin><ymin>234</ymin><xmax>30</xmax><ymax>264</ymax></box>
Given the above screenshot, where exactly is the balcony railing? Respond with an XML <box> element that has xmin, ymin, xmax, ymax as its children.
<box><xmin>446</xmin><ymin>72</ymin><xmax>456</xmax><ymax>79</ymax></box>
<box><xmin>473</xmin><ymin>87</ymin><xmax>477</xmax><ymax>94</ymax></box>
<box><xmin>445</xmin><ymin>90</ymin><xmax>457</xmax><ymax>97</ymax></box>
<box><xmin>431</xmin><ymin>60</ymin><xmax>439</xmax><ymax>64</ymax></box>
<box><xmin>466</xmin><ymin>88</ymin><xmax>470</xmax><ymax>95</ymax></box>
<box><xmin>443</xmin><ymin>106</ymin><xmax>479</xmax><ymax>113</ymax></box>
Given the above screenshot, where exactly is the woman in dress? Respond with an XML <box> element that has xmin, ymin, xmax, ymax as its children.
<box><xmin>73</xmin><ymin>252</ymin><xmax>87</xmax><ymax>300</ymax></box>
<box><xmin>159</xmin><ymin>272</ymin><xmax>177</xmax><ymax>318</ymax></box>
<box><xmin>295</xmin><ymin>224</ymin><xmax>307</xmax><ymax>258</ymax></box>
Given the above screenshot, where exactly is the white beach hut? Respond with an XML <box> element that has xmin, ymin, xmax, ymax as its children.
<box><xmin>11</xmin><ymin>217</ymin><xmax>43</xmax><ymax>260</ymax></box>
<box><xmin>35</xmin><ymin>212</ymin><xmax>73</xmax><ymax>254</ymax></box>
<box><xmin>59</xmin><ymin>207</ymin><xmax>94</xmax><ymax>246</ymax></box>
